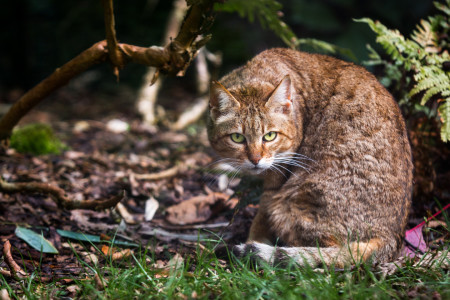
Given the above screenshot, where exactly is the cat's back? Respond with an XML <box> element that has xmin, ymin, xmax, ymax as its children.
<box><xmin>224</xmin><ymin>48</ymin><xmax>382</xmax><ymax>100</ymax></box>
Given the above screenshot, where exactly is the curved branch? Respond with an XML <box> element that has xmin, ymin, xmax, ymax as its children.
<box><xmin>0</xmin><ymin>41</ymin><xmax>108</xmax><ymax>141</ymax></box>
<box><xmin>0</xmin><ymin>177</ymin><xmax>125</xmax><ymax>210</ymax></box>
<box><xmin>0</xmin><ymin>0</ymin><xmax>217</xmax><ymax>141</ymax></box>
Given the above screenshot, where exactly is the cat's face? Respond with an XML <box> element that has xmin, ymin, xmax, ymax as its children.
<box><xmin>208</xmin><ymin>76</ymin><xmax>302</xmax><ymax>175</ymax></box>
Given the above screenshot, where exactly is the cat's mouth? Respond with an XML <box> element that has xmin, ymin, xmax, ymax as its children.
<box><xmin>243</xmin><ymin>160</ymin><xmax>271</xmax><ymax>174</ymax></box>
<box><xmin>245</xmin><ymin>166</ymin><xmax>266</xmax><ymax>174</ymax></box>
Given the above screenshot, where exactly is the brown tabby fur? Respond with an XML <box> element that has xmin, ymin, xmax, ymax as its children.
<box><xmin>207</xmin><ymin>48</ymin><xmax>413</xmax><ymax>267</ymax></box>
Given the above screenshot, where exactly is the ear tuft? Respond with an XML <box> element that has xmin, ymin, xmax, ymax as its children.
<box><xmin>265</xmin><ymin>75</ymin><xmax>293</xmax><ymax>114</ymax></box>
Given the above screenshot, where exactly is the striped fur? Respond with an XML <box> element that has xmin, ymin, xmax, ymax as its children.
<box><xmin>207</xmin><ymin>49</ymin><xmax>413</xmax><ymax>267</ymax></box>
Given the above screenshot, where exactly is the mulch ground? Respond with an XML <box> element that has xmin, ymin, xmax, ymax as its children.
<box><xmin>0</xmin><ymin>85</ymin><xmax>449</xmax><ymax>296</ymax></box>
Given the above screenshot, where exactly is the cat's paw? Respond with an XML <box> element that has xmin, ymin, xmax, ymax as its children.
<box><xmin>232</xmin><ymin>242</ymin><xmax>276</xmax><ymax>264</ymax></box>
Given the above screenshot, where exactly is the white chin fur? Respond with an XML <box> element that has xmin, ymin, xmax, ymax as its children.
<box><xmin>243</xmin><ymin>158</ymin><xmax>272</xmax><ymax>174</ymax></box>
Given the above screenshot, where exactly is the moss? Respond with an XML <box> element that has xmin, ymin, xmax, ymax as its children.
<box><xmin>10</xmin><ymin>123</ymin><xmax>67</xmax><ymax>155</ymax></box>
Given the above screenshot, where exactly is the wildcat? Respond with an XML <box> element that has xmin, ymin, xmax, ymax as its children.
<box><xmin>207</xmin><ymin>48</ymin><xmax>413</xmax><ymax>267</ymax></box>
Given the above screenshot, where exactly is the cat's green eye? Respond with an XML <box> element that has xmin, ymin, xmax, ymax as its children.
<box><xmin>230</xmin><ymin>133</ymin><xmax>245</xmax><ymax>143</ymax></box>
<box><xmin>263</xmin><ymin>131</ymin><xmax>277</xmax><ymax>142</ymax></box>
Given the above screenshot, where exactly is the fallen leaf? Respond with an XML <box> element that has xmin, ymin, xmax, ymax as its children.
<box><xmin>402</xmin><ymin>203</ymin><xmax>450</xmax><ymax>258</ymax></box>
<box><xmin>145</xmin><ymin>197</ymin><xmax>159</xmax><ymax>221</ymax></box>
<box><xmin>66</xmin><ymin>285</ymin><xmax>81</xmax><ymax>295</ymax></box>
<box><xmin>94</xmin><ymin>273</ymin><xmax>107</xmax><ymax>291</ymax></box>
<box><xmin>15</xmin><ymin>227</ymin><xmax>58</xmax><ymax>254</ymax></box>
<box><xmin>81</xmin><ymin>251</ymin><xmax>99</xmax><ymax>265</ymax></box>
<box><xmin>168</xmin><ymin>253</ymin><xmax>184</xmax><ymax>270</ymax></box>
<box><xmin>111</xmin><ymin>249</ymin><xmax>133</xmax><ymax>261</ymax></box>
<box><xmin>0</xmin><ymin>289</ymin><xmax>11</xmax><ymax>300</ymax></box>
<box><xmin>56</xmin><ymin>229</ymin><xmax>139</xmax><ymax>247</ymax></box>
<box><xmin>165</xmin><ymin>192</ymin><xmax>237</xmax><ymax>225</ymax></box>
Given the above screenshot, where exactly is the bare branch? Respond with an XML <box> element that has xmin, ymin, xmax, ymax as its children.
<box><xmin>102</xmin><ymin>0</ymin><xmax>124</xmax><ymax>78</ymax></box>
<box><xmin>0</xmin><ymin>41</ymin><xmax>109</xmax><ymax>141</ymax></box>
<box><xmin>0</xmin><ymin>0</ymin><xmax>217</xmax><ymax>142</ymax></box>
<box><xmin>0</xmin><ymin>177</ymin><xmax>125</xmax><ymax>210</ymax></box>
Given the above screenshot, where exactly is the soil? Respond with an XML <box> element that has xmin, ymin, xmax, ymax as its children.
<box><xmin>0</xmin><ymin>82</ymin><xmax>448</xmax><ymax>295</ymax></box>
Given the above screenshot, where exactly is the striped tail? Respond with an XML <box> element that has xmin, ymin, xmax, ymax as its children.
<box><xmin>233</xmin><ymin>238</ymin><xmax>387</xmax><ymax>268</ymax></box>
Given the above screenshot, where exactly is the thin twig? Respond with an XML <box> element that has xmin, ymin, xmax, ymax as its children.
<box><xmin>0</xmin><ymin>268</ymin><xmax>12</xmax><ymax>277</ymax></box>
<box><xmin>2</xmin><ymin>240</ymin><xmax>28</xmax><ymax>280</ymax></box>
<box><xmin>134</xmin><ymin>165</ymin><xmax>181</xmax><ymax>180</ymax></box>
<box><xmin>0</xmin><ymin>177</ymin><xmax>125</xmax><ymax>210</ymax></box>
<box><xmin>102</xmin><ymin>0</ymin><xmax>124</xmax><ymax>78</ymax></box>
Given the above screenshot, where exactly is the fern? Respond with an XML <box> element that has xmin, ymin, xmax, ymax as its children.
<box><xmin>214</xmin><ymin>0</ymin><xmax>355</xmax><ymax>60</ymax></box>
<box><xmin>357</xmin><ymin>0</ymin><xmax>450</xmax><ymax>142</ymax></box>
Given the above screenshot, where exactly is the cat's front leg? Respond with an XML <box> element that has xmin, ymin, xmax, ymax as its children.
<box><xmin>232</xmin><ymin>196</ymin><xmax>277</xmax><ymax>260</ymax></box>
<box><xmin>232</xmin><ymin>209</ymin><xmax>278</xmax><ymax>263</ymax></box>
<box><xmin>247</xmin><ymin>209</ymin><xmax>276</xmax><ymax>245</ymax></box>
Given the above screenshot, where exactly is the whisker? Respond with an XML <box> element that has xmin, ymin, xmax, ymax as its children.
<box><xmin>228</xmin><ymin>166</ymin><xmax>242</xmax><ymax>189</ymax></box>
<box><xmin>269</xmin><ymin>164</ymin><xmax>288</xmax><ymax>179</ymax></box>
<box><xmin>272</xmin><ymin>163</ymin><xmax>299</xmax><ymax>178</ymax></box>
<box><xmin>201</xmin><ymin>157</ymin><xmax>243</xmax><ymax>188</ymax></box>
<box><xmin>276</xmin><ymin>152</ymin><xmax>317</xmax><ymax>163</ymax></box>
<box><xmin>273</xmin><ymin>159</ymin><xmax>312</xmax><ymax>173</ymax></box>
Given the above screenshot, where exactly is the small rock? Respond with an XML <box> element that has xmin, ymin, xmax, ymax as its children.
<box><xmin>106</xmin><ymin>119</ymin><xmax>129</xmax><ymax>133</ymax></box>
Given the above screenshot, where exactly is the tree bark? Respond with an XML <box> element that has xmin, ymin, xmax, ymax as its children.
<box><xmin>137</xmin><ymin>0</ymin><xmax>189</xmax><ymax>125</ymax></box>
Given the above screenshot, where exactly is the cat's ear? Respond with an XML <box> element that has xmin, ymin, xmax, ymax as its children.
<box><xmin>265</xmin><ymin>75</ymin><xmax>293</xmax><ymax>114</ymax></box>
<box><xmin>209</xmin><ymin>81</ymin><xmax>241</xmax><ymax>122</ymax></box>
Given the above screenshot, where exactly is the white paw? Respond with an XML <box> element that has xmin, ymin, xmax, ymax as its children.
<box><xmin>233</xmin><ymin>242</ymin><xmax>276</xmax><ymax>263</ymax></box>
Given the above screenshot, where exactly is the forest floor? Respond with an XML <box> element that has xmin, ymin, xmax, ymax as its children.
<box><xmin>0</xmin><ymin>83</ymin><xmax>449</xmax><ymax>298</ymax></box>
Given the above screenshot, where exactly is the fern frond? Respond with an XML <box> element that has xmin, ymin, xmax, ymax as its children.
<box><xmin>214</xmin><ymin>0</ymin><xmax>298</xmax><ymax>48</ymax></box>
<box><xmin>360</xmin><ymin>0</ymin><xmax>450</xmax><ymax>142</ymax></box>
<box><xmin>412</xmin><ymin>19</ymin><xmax>439</xmax><ymax>52</ymax></box>
<box><xmin>438</xmin><ymin>99</ymin><xmax>450</xmax><ymax>142</ymax></box>
<box><xmin>434</xmin><ymin>0</ymin><xmax>450</xmax><ymax>16</ymax></box>
<box><xmin>409</xmin><ymin>72</ymin><xmax>449</xmax><ymax>97</ymax></box>
<box><xmin>420</xmin><ymin>85</ymin><xmax>449</xmax><ymax>105</ymax></box>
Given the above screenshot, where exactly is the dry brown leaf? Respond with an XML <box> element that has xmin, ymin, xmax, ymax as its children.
<box><xmin>101</xmin><ymin>245</ymin><xmax>111</xmax><ymax>256</ymax></box>
<box><xmin>66</xmin><ymin>285</ymin><xmax>81</xmax><ymax>295</ymax></box>
<box><xmin>94</xmin><ymin>273</ymin><xmax>107</xmax><ymax>291</ymax></box>
<box><xmin>165</xmin><ymin>192</ymin><xmax>237</xmax><ymax>225</ymax></box>
<box><xmin>111</xmin><ymin>249</ymin><xmax>133</xmax><ymax>261</ymax></box>
<box><xmin>0</xmin><ymin>289</ymin><xmax>11</xmax><ymax>300</ymax></box>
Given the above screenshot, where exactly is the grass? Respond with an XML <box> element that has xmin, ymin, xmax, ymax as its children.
<box><xmin>2</xmin><ymin>240</ymin><xmax>449</xmax><ymax>299</ymax></box>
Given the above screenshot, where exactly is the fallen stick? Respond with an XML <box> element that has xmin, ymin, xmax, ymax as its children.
<box><xmin>0</xmin><ymin>177</ymin><xmax>125</xmax><ymax>210</ymax></box>
<box><xmin>2</xmin><ymin>240</ymin><xmax>28</xmax><ymax>280</ymax></box>
<box><xmin>134</xmin><ymin>165</ymin><xmax>181</xmax><ymax>181</ymax></box>
<box><xmin>0</xmin><ymin>268</ymin><xmax>12</xmax><ymax>277</ymax></box>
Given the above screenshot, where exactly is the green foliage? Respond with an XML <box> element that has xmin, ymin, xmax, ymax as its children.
<box><xmin>357</xmin><ymin>0</ymin><xmax>450</xmax><ymax>142</ymax></box>
<box><xmin>5</xmin><ymin>241</ymin><xmax>449</xmax><ymax>299</ymax></box>
<box><xmin>10</xmin><ymin>123</ymin><xmax>67</xmax><ymax>155</ymax></box>
<box><xmin>214</xmin><ymin>0</ymin><xmax>355</xmax><ymax>60</ymax></box>
<box><xmin>214</xmin><ymin>0</ymin><xmax>297</xmax><ymax>47</ymax></box>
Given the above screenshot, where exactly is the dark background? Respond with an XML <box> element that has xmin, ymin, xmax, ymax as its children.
<box><xmin>0</xmin><ymin>0</ymin><xmax>434</xmax><ymax>97</ymax></box>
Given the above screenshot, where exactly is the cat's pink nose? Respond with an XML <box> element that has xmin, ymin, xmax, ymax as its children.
<box><xmin>249</xmin><ymin>155</ymin><xmax>261</xmax><ymax>165</ymax></box>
